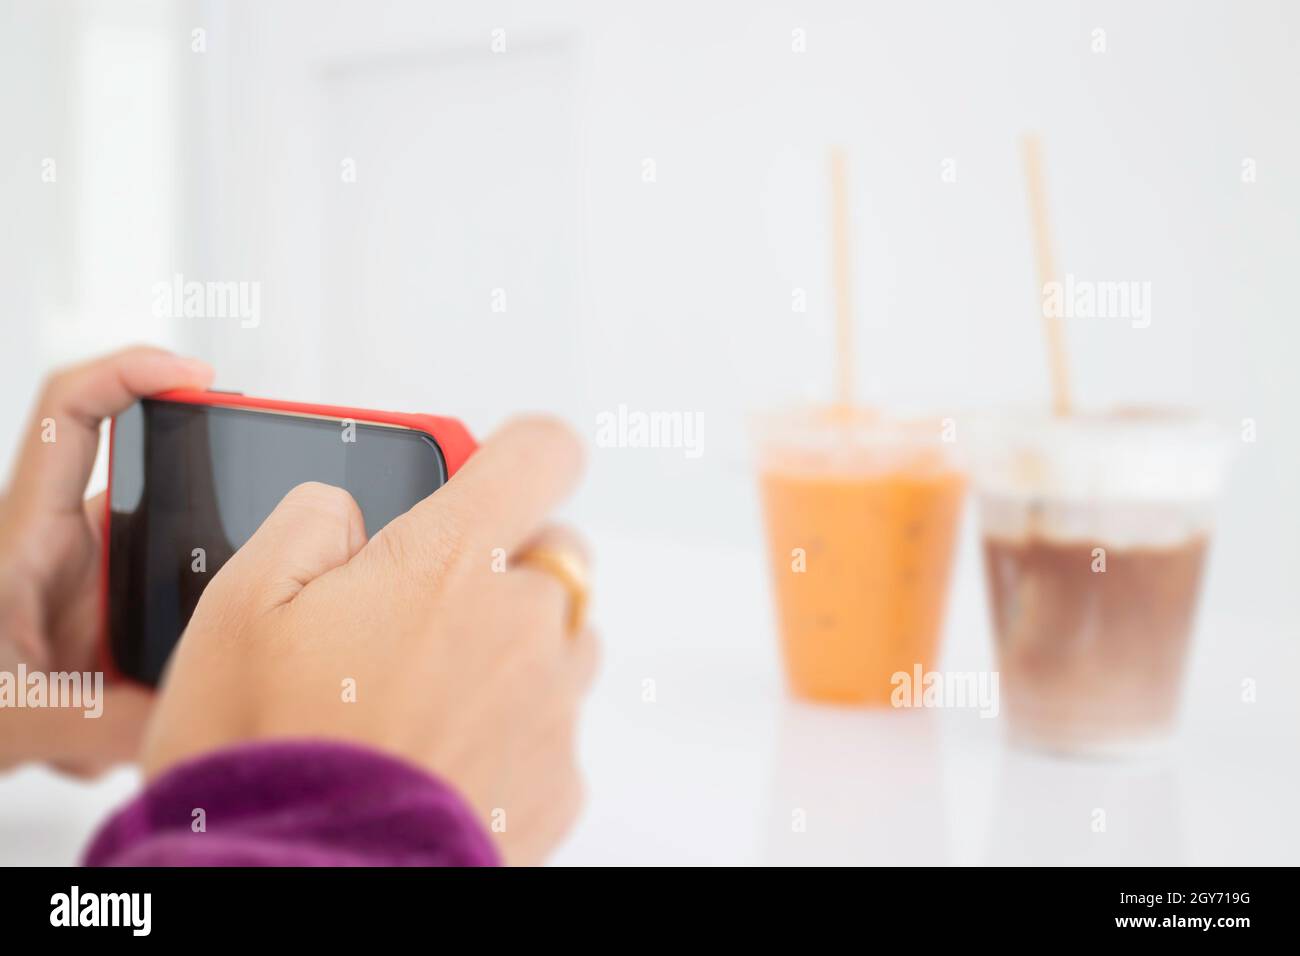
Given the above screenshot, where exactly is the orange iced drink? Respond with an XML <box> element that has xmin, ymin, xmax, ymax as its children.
<box><xmin>757</xmin><ymin>409</ymin><xmax>966</xmax><ymax>704</ymax></box>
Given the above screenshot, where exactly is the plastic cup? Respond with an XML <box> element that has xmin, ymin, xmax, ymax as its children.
<box><xmin>968</xmin><ymin>409</ymin><xmax>1231</xmax><ymax>756</ymax></box>
<box><xmin>755</xmin><ymin>407</ymin><xmax>966</xmax><ymax>705</ymax></box>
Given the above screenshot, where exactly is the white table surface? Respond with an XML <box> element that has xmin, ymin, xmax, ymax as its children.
<box><xmin>3</xmin><ymin>529</ymin><xmax>1297</xmax><ymax>867</ymax></box>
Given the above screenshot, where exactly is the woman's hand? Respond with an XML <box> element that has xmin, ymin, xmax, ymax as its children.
<box><xmin>0</xmin><ymin>347</ymin><xmax>213</xmax><ymax>775</ymax></box>
<box><xmin>140</xmin><ymin>417</ymin><xmax>596</xmax><ymax>865</ymax></box>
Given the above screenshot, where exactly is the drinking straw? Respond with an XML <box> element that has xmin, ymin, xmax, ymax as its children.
<box><xmin>1021</xmin><ymin>134</ymin><xmax>1073</xmax><ymax>416</ymax></box>
<box><xmin>830</xmin><ymin>147</ymin><xmax>855</xmax><ymax>415</ymax></box>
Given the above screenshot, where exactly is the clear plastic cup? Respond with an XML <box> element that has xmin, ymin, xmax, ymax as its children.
<box><xmin>755</xmin><ymin>407</ymin><xmax>966</xmax><ymax>704</ymax></box>
<box><xmin>968</xmin><ymin>409</ymin><xmax>1232</xmax><ymax>756</ymax></box>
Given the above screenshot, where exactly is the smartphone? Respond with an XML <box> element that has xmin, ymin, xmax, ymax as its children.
<box><xmin>105</xmin><ymin>390</ymin><xmax>476</xmax><ymax>686</ymax></box>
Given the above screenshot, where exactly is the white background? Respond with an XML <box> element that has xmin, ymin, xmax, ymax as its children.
<box><xmin>1</xmin><ymin>0</ymin><xmax>1297</xmax><ymax>865</ymax></box>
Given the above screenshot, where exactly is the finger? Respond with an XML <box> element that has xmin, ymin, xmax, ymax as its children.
<box><xmin>0</xmin><ymin>579</ymin><xmax>47</xmax><ymax>670</ymax></box>
<box><xmin>48</xmin><ymin>686</ymin><xmax>156</xmax><ymax>778</ymax></box>
<box><xmin>10</xmin><ymin>347</ymin><xmax>213</xmax><ymax>513</ymax></box>
<box><xmin>0</xmin><ymin>685</ymin><xmax>154</xmax><ymax>776</ymax></box>
<box><xmin>204</xmin><ymin>482</ymin><xmax>367</xmax><ymax>615</ymax></box>
<box><xmin>369</xmin><ymin>415</ymin><xmax>583</xmax><ymax>578</ymax></box>
<box><xmin>513</xmin><ymin>524</ymin><xmax>591</xmax><ymax>570</ymax></box>
<box><xmin>84</xmin><ymin>491</ymin><xmax>106</xmax><ymax>539</ymax></box>
<box><xmin>568</xmin><ymin>626</ymin><xmax>600</xmax><ymax>694</ymax></box>
<box><xmin>511</xmin><ymin>524</ymin><xmax>592</xmax><ymax>651</ymax></box>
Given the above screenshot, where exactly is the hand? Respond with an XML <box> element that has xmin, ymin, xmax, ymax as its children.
<box><xmin>0</xmin><ymin>347</ymin><xmax>214</xmax><ymax>775</ymax></box>
<box><xmin>140</xmin><ymin>417</ymin><xmax>597</xmax><ymax>865</ymax></box>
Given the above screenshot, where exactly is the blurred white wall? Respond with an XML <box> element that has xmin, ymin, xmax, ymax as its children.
<box><xmin>5</xmin><ymin>0</ymin><xmax>1297</xmax><ymax>541</ymax></box>
<box><xmin>5</xmin><ymin>0</ymin><xmax>1296</xmax><ymax>648</ymax></box>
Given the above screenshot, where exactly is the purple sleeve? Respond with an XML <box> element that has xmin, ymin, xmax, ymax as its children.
<box><xmin>82</xmin><ymin>740</ymin><xmax>500</xmax><ymax>867</ymax></box>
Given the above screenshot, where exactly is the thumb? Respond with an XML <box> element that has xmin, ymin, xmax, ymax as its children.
<box><xmin>204</xmin><ymin>482</ymin><xmax>367</xmax><ymax>616</ymax></box>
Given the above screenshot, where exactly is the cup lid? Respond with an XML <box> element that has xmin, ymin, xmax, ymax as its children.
<box><xmin>752</xmin><ymin>405</ymin><xmax>961</xmax><ymax>477</ymax></box>
<box><xmin>965</xmin><ymin>407</ymin><xmax>1232</xmax><ymax>501</ymax></box>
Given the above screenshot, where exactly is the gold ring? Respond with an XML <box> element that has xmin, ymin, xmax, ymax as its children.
<box><xmin>517</xmin><ymin>548</ymin><xmax>590</xmax><ymax>636</ymax></box>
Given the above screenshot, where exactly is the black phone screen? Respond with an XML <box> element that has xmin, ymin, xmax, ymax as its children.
<box><xmin>108</xmin><ymin>398</ymin><xmax>448</xmax><ymax>685</ymax></box>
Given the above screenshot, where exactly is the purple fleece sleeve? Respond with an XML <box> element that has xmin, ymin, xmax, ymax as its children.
<box><xmin>82</xmin><ymin>740</ymin><xmax>500</xmax><ymax>866</ymax></box>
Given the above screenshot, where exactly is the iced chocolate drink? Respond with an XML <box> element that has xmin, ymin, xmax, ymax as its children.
<box><xmin>971</xmin><ymin>411</ymin><xmax>1229</xmax><ymax>756</ymax></box>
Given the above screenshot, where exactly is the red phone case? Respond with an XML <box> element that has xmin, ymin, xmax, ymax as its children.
<box><xmin>101</xmin><ymin>389</ymin><xmax>477</xmax><ymax>682</ymax></box>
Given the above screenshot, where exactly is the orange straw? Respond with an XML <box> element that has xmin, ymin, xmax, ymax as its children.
<box><xmin>830</xmin><ymin>147</ymin><xmax>855</xmax><ymax>415</ymax></box>
<box><xmin>1021</xmin><ymin>134</ymin><xmax>1073</xmax><ymax>417</ymax></box>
